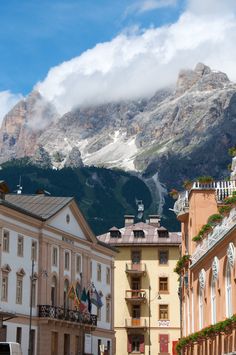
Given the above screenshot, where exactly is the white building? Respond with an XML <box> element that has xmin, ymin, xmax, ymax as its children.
<box><xmin>0</xmin><ymin>188</ymin><xmax>115</xmax><ymax>355</ymax></box>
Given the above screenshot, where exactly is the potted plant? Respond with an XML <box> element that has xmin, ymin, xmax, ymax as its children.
<box><xmin>207</xmin><ymin>214</ymin><xmax>223</xmax><ymax>226</ymax></box>
<box><xmin>219</xmin><ymin>205</ymin><xmax>231</xmax><ymax>217</ymax></box>
<box><xmin>197</xmin><ymin>176</ymin><xmax>214</xmax><ymax>184</ymax></box>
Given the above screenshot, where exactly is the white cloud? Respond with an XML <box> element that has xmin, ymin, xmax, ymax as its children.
<box><xmin>127</xmin><ymin>0</ymin><xmax>177</xmax><ymax>14</ymax></box>
<box><xmin>0</xmin><ymin>91</ymin><xmax>23</xmax><ymax>124</ymax></box>
<box><xmin>36</xmin><ymin>1</ymin><xmax>236</xmax><ymax>115</ymax></box>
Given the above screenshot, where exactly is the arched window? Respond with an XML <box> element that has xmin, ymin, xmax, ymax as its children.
<box><xmin>51</xmin><ymin>276</ymin><xmax>57</xmax><ymax>306</ymax></box>
<box><xmin>211</xmin><ymin>276</ymin><xmax>216</xmax><ymax>324</ymax></box>
<box><xmin>64</xmin><ymin>279</ymin><xmax>69</xmax><ymax>309</ymax></box>
<box><xmin>225</xmin><ymin>262</ymin><xmax>232</xmax><ymax>317</ymax></box>
<box><xmin>199</xmin><ymin>287</ymin><xmax>204</xmax><ymax>330</ymax></box>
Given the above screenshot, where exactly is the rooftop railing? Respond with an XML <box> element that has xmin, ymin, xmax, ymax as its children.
<box><xmin>173</xmin><ymin>180</ymin><xmax>236</xmax><ymax>215</ymax></box>
<box><xmin>191</xmin><ymin>208</ymin><xmax>236</xmax><ymax>266</ymax></box>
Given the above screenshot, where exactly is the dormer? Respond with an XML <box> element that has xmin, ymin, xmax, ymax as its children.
<box><xmin>158</xmin><ymin>227</ymin><xmax>169</xmax><ymax>238</ymax></box>
<box><xmin>133</xmin><ymin>227</ymin><xmax>145</xmax><ymax>238</ymax></box>
<box><xmin>109</xmin><ymin>227</ymin><xmax>121</xmax><ymax>238</ymax></box>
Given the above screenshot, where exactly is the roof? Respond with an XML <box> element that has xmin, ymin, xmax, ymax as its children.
<box><xmin>97</xmin><ymin>221</ymin><xmax>181</xmax><ymax>246</ymax></box>
<box><xmin>2</xmin><ymin>194</ymin><xmax>73</xmax><ymax>220</ymax></box>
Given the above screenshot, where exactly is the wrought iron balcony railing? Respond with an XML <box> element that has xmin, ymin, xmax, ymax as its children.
<box><xmin>38</xmin><ymin>305</ymin><xmax>97</xmax><ymax>326</ymax></box>
<box><xmin>125</xmin><ymin>290</ymin><xmax>146</xmax><ymax>302</ymax></box>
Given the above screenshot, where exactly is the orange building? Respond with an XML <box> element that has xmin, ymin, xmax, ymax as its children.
<box><xmin>174</xmin><ymin>180</ymin><xmax>236</xmax><ymax>355</ymax></box>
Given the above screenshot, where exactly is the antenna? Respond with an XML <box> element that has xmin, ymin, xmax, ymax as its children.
<box><xmin>16</xmin><ymin>176</ymin><xmax>23</xmax><ymax>195</ymax></box>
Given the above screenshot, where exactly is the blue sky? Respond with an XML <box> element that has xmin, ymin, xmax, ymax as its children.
<box><xmin>0</xmin><ymin>0</ymin><xmax>185</xmax><ymax>95</ymax></box>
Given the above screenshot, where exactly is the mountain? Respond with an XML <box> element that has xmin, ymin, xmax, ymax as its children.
<box><xmin>0</xmin><ymin>159</ymin><xmax>168</xmax><ymax>235</ymax></box>
<box><xmin>0</xmin><ymin>63</ymin><xmax>235</xmax><ymax>191</ymax></box>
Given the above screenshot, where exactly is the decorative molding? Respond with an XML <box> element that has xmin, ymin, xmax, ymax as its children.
<box><xmin>199</xmin><ymin>269</ymin><xmax>206</xmax><ymax>289</ymax></box>
<box><xmin>16</xmin><ymin>267</ymin><xmax>26</xmax><ymax>277</ymax></box>
<box><xmin>212</xmin><ymin>257</ymin><xmax>219</xmax><ymax>280</ymax></box>
<box><xmin>227</xmin><ymin>242</ymin><xmax>235</xmax><ymax>268</ymax></box>
<box><xmin>158</xmin><ymin>320</ymin><xmax>170</xmax><ymax>327</ymax></box>
<box><xmin>1</xmin><ymin>263</ymin><xmax>11</xmax><ymax>273</ymax></box>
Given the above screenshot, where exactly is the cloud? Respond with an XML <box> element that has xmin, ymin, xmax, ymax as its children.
<box><xmin>0</xmin><ymin>91</ymin><xmax>23</xmax><ymax>124</ymax></box>
<box><xmin>127</xmin><ymin>0</ymin><xmax>177</xmax><ymax>14</ymax></box>
<box><xmin>36</xmin><ymin>1</ymin><xmax>236</xmax><ymax>115</ymax></box>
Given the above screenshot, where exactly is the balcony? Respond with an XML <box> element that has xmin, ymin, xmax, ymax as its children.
<box><xmin>125</xmin><ymin>290</ymin><xmax>146</xmax><ymax>303</ymax></box>
<box><xmin>38</xmin><ymin>305</ymin><xmax>97</xmax><ymax>327</ymax></box>
<box><xmin>191</xmin><ymin>208</ymin><xmax>236</xmax><ymax>266</ymax></box>
<box><xmin>125</xmin><ymin>263</ymin><xmax>146</xmax><ymax>276</ymax></box>
<box><xmin>125</xmin><ymin>318</ymin><xmax>147</xmax><ymax>330</ymax></box>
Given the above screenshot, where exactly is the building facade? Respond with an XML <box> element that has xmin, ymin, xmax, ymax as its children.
<box><xmin>0</xmin><ymin>191</ymin><xmax>115</xmax><ymax>355</ymax></box>
<box><xmin>97</xmin><ymin>215</ymin><xmax>181</xmax><ymax>355</ymax></box>
<box><xmin>174</xmin><ymin>179</ymin><xmax>236</xmax><ymax>355</ymax></box>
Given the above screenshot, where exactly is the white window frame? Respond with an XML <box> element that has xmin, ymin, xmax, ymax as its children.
<box><xmin>211</xmin><ymin>276</ymin><xmax>216</xmax><ymax>324</ymax></box>
<box><xmin>226</xmin><ymin>261</ymin><xmax>232</xmax><ymax>318</ymax></box>
<box><xmin>17</xmin><ymin>235</ymin><xmax>24</xmax><ymax>257</ymax></box>
<box><xmin>64</xmin><ymin>251</ymin><xmax>70</xmax><ymax>271</ymax></box>
<box><xmin>31</xmin><ymin>240</ymin><xmax>37</xmax><ymax>261</ymax></box>
<box><xmin>76</xmin><ymin>254</ymin><xmax>82</xmax><ymax>274</ymax></box>
<box><xmin>52</xmin><ymin>247</ymin><xmax>58</xmax><ymax>267</ymax></box>
<box><xmin>199</xmin><ymin>287</ymin><xmax>204</xmax><ymax>330</ymax></box>
<box><xmin>1</xmin><ymin>274</ymin><xmax>8</xmax><ymax>301</ymax></box>
<box><xmin>3</xmin><ymin>230</ymin><xmax>9</xmax><ymax>252</ymax></box>
<box><xmin>16</xmin><ymin>276</ymin><xmax>23</xmax><ymax>304</ymax></box>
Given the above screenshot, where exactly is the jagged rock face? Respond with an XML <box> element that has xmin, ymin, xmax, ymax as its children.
<box><xmin>0</xmin><ymin>63</ymin><xmax>235</xmax><ymax>175</ymax></box>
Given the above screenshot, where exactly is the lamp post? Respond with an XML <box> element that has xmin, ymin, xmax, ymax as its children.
<box><xmin>148</xmin><ymin>285</ymin><xmax>151</xmax><ymax>355</ymax></box>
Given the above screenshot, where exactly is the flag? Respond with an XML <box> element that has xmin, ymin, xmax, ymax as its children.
<box><xmin>90</xmin><ymin>288</ymin><xmax>103</xmax><ymax>308</ymax></box>
<box><xmin>79</xmin><ymin>287</ymin><xmax>88</xmax><ymax>312</ymax></box>
<box><xmin>87</xmin><ymin>290</ymin><xmax>92</xmax><ymax>313</ymax></box>
<box><xmin>67</xmin><ymin>284</ymin><xmax>76</xmax><ymax>300</ymax></box>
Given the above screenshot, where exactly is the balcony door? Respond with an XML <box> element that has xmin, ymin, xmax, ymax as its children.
<box><xmin>132</xmin><ymin>305</ymin><xmax>140</xmax><ymax>326</ymax></box>
<box><xmin>131</xmin><ymin>278</ymin><xmax>141</xmax><ymax>297</ymax></box>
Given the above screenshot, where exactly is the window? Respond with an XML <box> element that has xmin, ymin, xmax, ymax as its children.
<box><xmin>106</xmin><ymin>267</ymin><xmax>110</xmax><ymax>285</ymax></box>
<box><xmin>16</xmin><ymin>327</ymin><xmax>22</xmax><ymax>344</ymax></box>
<box><xmin>159</xmin><ymin>250</ymin><xmax>168</xmax><ymax>264</ymax></box>
<box><xmin>211</xmin><ymin>276</ymin><xmax>216</xmax><ymax>324</ymax></box>
<box><xmin>63</xmin><ymin>280</ymin><xmax>69</xmax><ymax>309</ymax></box>
<box><xmin>128</xmin><ymin>335</ymin><xmax>144</xmax><ymax>353</ymax></box>
<box><xmin>199</xmin><ymin>287</ymin><xmax>204</xmax><ymax>329</ymax></box>
<box><xmin>97</xmin><ymin>264</ymin><xmax>101</xmax><ymax>281</ymax></box>
<box><xmin>226</xmin><ymin>262</ymin><xmax>232</xmax><ymax>318</ymax></box>
<box><xmin>110</xmin><ymin>230</ymin><xmax>121</xmax><ymax>238</ymax></box>
<box><xmin>1</xmin><ymin>274</ymin><xmax>8</xmax><ymax>301</ymax></box>
<box><xmin>133</xmin><ymin>230</ymin><xmax>145</xmax><ymax>238</ymax></box>
<box><xmin>52</xmin><ymin>247</ymin><xmax>58</xmax><ymax>267</ymax></box>
<box><xmin>76</xmin><ymin>254</ymin><xmax>82</xmax><ymax>274</ymax></box>
<box><xmin>31</xmin><ymin>241</ymin><xmax>37</xmax><ymax>261</ymax></box>
<box><xmin>51</xmin><ymin>276</ymin><xmax>57</xmax><ymax>306</ymax></box>
<box><xmin>159</xmin><ymin>277</ymin><xmax>168</xmax><ymax>293</ymax></box>
<box><xmin>159</xmin><ymin>304</ymin><xmax>169</xmax><ymax>320</ymax></box>
<box><xmin>64</xmin><ymin>251</ymin><xmax>70</xmax><ymax>270</ymax></box>
<box><xmin>17</xmin><ymin>235</ymin><xmax>24</xmax><ymax>257</ymax></box>
<box><xmin>31</xmin><ymin>281</ymin><xmax>36</xmax><ymax>308</ymax></box>
<box><xmin>2</xmin><ymin>230</ymin><xmax>9</xmax><ymax>252</ymax></box>
<box><xmin>106</xmin><ymin>300</ymin><xmax>110</xmax><ymax>323</ymax></box>
<box><xmin>158</xmin><ymin>230</ymin><xmax>169</xmax><ymax>238</ymax></box>
<box><xmin>16</xmin><ymin>277</ymin><xmax>23</xmax><ymax>304</ymax></box>
<box><xmin>131</xmin><ymin>251</ymin><xmax>141</xmax><ymax>264</ymax></box>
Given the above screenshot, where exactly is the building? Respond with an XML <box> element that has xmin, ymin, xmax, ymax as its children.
<box><xmin>97</xmin><ymin>214</ymin><xmax>181</xmax><ymax>355</ymax></box>
<box><xmin>0</xmin><ymin>188</ymin><xmax>115</xmax><ymax>355</ymax></box>
<box><xmin>174</xmin><ymin>179</ymin><xmax>236</xmax><ymax>354</ymax></box>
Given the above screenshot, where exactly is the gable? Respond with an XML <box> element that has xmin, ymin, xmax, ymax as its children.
<box><xmin>48</xmin><ymin>205</ymin><xmax>87</xmax><ymax>240</ymax></box>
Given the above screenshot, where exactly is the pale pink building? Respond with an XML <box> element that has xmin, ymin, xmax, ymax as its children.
<box><xmin>174</xmin><ymin>180</ymin><xmax>236</xmax><ymax>355</ymax></box>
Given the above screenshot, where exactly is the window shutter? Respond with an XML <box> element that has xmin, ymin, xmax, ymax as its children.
<box><xmin>139</xmin><ymin>335</ymin><xmax>145</xmax><ymax>352</ymax></box>
<box><xmin>127</xmin><ymin>335</ymin><xmax>132</xmax><ymax>353</ymax></box>
<box><xmin>159</xmin><ymin>334</ymin><xmax>169</xmax><ymax>352</ymax></box>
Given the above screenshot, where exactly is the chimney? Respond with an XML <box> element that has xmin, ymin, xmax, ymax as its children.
<box><xmin>149</xmin><ymin>215</ymin><xmax>161</xmax><ymax>227</ymax></box>
<box><xmin>124</xmin><ymin>215</ymin><xmax>135</xmax><ymax>226</ymax></box>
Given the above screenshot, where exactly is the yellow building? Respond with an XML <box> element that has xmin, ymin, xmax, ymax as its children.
<box><xmin>97</xmin><ymin>215</ymin><xmax>181</xmax><ymax>355</ymax></box>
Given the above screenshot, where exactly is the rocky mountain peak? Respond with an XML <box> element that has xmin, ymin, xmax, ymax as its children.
<box><xmin>175</xmin><ymin>62</ymin><xmax>229</xmax><ymax>96</ymax></box>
